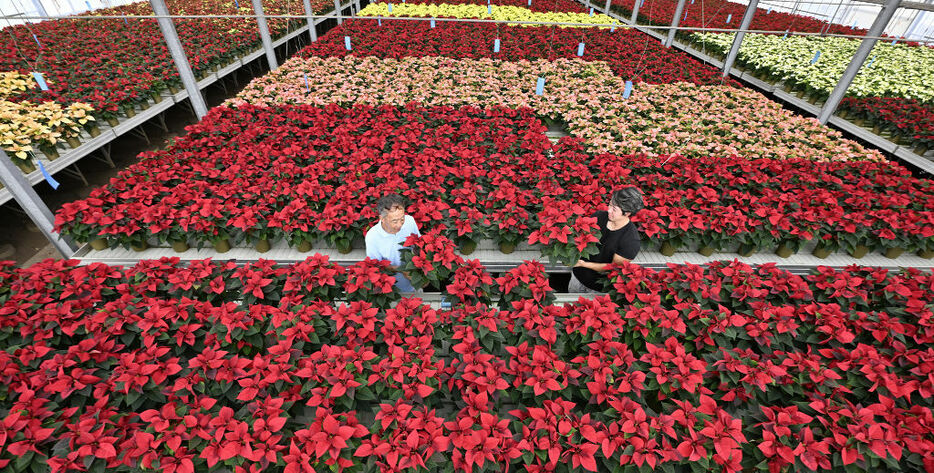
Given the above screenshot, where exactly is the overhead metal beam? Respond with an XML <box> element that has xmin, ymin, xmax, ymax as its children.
<box><xmin>302</xmin><ymin>0</ymin><xmax>318</xmax><ymax>42</ymax></box>
<box><xmin>251</xmin><ymin>0</ymin><xmax>278</xmax><ymax>70</ymax></box>
<box><xmin>30</xmin><ymin>0</ymin><xmax>48</xmax><ymax>17</ymax></box>
<box><xmin>0</xmin><ymin>151</ymin><xmax>76</xmax><ymax>258</ymax></box>
<box><xmin>664</xmin><ymin>0</ymin><xmax>688</xmax><ymax>47</ymax></box>
<box><xmin>818</xmin><ymin>0</ymin><xmax>901</xmax><ymax>124</ymax></box>
<box><xmin>852</xmin><ymin>0</ymin><xmax>931</xmax><ymax>12</ymax></box>
<box><xmin>149</xmin><ymin>0</ymin><xmax>208</xmax><ymax>119</ymax></box>
<box><xmin>722</xmin><ymin>0</ymin><xmax>758</xmax><ymax>76</ymax></box>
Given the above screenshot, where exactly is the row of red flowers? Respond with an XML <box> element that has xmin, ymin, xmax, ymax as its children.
<box><xmin>53</xmin><ymin>103</ymin><xmax>934</xmax><ymax>258</ymax></box>
<box><xmin>2</xmin><ymin>0</ymin><xmax>327</xmax><ymax>120</ymax></box>
<box><xmin>298</xmin><ymin>19</ymin><xmax>741</xmax><ymax>86</ymax></box>
<box><xmin>840</xmin><ymin>96</ymin><xmax>934</xmax><ymax>153</ymax></box>
<box><xmin>609</xmin><ymin>0</ymin><xmax>868</xmax><ymax>36</ymax></box>
<box><xmin>0</xmin><ymin>256</ymin><xmax>932</xmax><ymax>473</ymax></box>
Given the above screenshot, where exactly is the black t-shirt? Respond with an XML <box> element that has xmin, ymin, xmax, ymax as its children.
<box><xmin>572</xmin><ymin>211</ymin><xmax>641</xmax><ymax>292</ymax></box>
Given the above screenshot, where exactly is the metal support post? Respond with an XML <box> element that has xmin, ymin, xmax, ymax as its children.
<box><xmin>334</xmin><ymin>0</ymin><xmax>342</xmax><ymax>24</ymax></box>
<box><xmin>664</xmin><ymin>0</ymin><xmax>687</xmax><ymax>47</ymax></box>
<box><xmin>722</xmin><ymin>0</ymin><xmax>758</xmax><ymax>76</ymax></box>
<box><xmin>818</xmin><ymin>0</ymin><xmax>901</xmax><ymax>124</ymax></box>
<box><xmin>354</xmin><ymin>0</ymin><xmax>361</xmax><ymax>14</ymax></box>
<box><xmin>302</xmin><ymin>0</ymin><xmax>318</xmax><ymax>42</ymax></box>
<box><xmin>631</xmin><ymin>0</ymin><xmax>641</xmax><ymax>23</ymax></box>
<box><xmin>30</xmin><ymin>0</ymin><xmax>48</xmax><ymax>17</ymax></box>
<box><xmin>150</xmin><ymin>0</ymin><xmax>208</xmax><ymax>120</ymax></box>
<box><xmin>0</xmin><ymin>151</ymin><xmax>76</xmax><ymax>258</ymax></box>
<box><xmin>604</xmin><ymin>0</ymin><xmax>612</xmax><ymax>14</ymax></box>
<box><xmin>251</xmin><ymin>0</ymin><xmax>278</xmax><ymax>70</ymax></box>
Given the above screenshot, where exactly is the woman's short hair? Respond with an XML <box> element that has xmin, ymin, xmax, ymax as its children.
<box><xmin>611</xmin><ymin>187</ymin><xmax>644</xmax><ymax>215</ymax></box>
<box><xmin>376</xmin><ymin>194</ymin><xmax>405</xmax><ymax>216</ymax></box>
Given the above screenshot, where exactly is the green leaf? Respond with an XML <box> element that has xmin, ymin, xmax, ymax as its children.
<box><xmin>356</xmin><ymin>386</ymin><xmax>377</xmax><ymax>401</ymax></box>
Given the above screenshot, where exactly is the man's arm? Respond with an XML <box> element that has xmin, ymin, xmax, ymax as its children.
<box><xmin>574</xmin><ymin>253</ymin><xmax>631</xmax><ymax>272</ymax></box>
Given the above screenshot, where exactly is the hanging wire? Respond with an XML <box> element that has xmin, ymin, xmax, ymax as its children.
<box><xmin>631</xmin><ymin>0</ymin><xmax>657</xmax><ymax>80</ymax></box>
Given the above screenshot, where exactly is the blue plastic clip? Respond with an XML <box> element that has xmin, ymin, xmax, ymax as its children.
<box><xmin>344</xmin><ymin>36</ymin><xmax>352</xmax><ymax>50</ymax></box>
<box><xmin>38</xmin><ymin>161</ymin><xmax>60</xmax><ymax>189</ymax></box>
<box><xmin>32</xmin><ymin>72</ymin><xmax>49</xmax><ymax>90</ymax></box>
<box><xmin>493</xmin><ymin>38</ymin><xmax>501</xmax><ymax>52</ymax></box>
<box><xmin>535</xmin><ymin>77</ymin><xmax>545</xmax><ymax>95</ymax></box>
<box><xmin>430</xmin><ymin>18</ymin><xmax>435</xmax><ymax>27</ymax></box>
<box><xmin>623</xmin><ymin>80</ymin><xmax>633</xmax><ymax>99</ymax></box>
<box><xmin>577</xmin><ymin>42</ymin><xmax>585</xmax><ymax>56</ymax></box>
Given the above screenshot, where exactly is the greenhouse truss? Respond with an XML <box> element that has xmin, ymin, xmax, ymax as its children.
<box><xmin>1</xmin><ymin>0</ymin><xmax>934</xmax><ymax>472</ymax></box>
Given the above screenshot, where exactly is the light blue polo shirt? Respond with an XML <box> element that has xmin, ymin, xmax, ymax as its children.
<box><xmin>364</xmin><ymin>215</ymin><xmax>421</xmax><ymax>293</ymax></box>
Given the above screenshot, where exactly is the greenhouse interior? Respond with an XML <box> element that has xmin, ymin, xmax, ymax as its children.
<box><xmin>1</xmin><ymin>0</ymin><xmax>934</xmax><ymax>471</ymax></box>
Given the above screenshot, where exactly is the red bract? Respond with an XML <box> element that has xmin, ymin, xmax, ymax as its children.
<box><xmin>446</xmin><ymin>259</ymin><xmax>496</xmax><ymax>305</ymax></box>
<box><xmin>496</xmin><ymin>261</ymin><xmax>555</xmax><ymax>308</ymax></box>
<box><xmin>399</xmin><ymin>232</ymin><xmax>465</xmax><ymax>288</ymax></box>
<box><xmin>343</xmin><ymin>258</ymin><xmax>399</xmax><ymax>308</ymax></box>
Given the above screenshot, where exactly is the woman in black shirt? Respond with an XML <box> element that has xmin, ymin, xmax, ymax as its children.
<box><xmin>570</xmin><ymin>187</ymin><xmax>644</xmax><ymax>292</ymax></box>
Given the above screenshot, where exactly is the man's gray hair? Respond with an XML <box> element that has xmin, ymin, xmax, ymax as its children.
<box><xmin>611</xmin><ymin>187</ymin><xmax>644</xmax><ymax>215</ymax></box>
<box><xmin>376</xmin><ymin>194</ymin><xmax>406</xmax><ymax>216</ymax></box>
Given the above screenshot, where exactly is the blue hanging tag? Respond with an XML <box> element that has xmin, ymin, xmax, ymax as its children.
<box><xmin>528</xmin><ymin>0</ymin><xmax>531</xmax><ymax>5</ymax></box>
<box><xmin>123</xmin><ymin>17</ymin><xmax>128</xmax><ymax>25</ymax></box>
<box><xmin>866</xmin><ymin>56</ymin><xmax>875</xmax><ymax>69</ymax></box>
<box><xmin>493</xmin><ymin>38</ymin><xmax>500</xmax><ymax>52</ymax></box>
<box><xmin>32</xmin><ymin>72</ymin><xmax>49</xmax><ymax>91</ymax></box>
<box><xmin>767</xmin><ymin>7</ymin><xmax>772</xmax><ymax>14</ymax></box>
<box><xmin>610</xmin><ymin>24</ymin><xmax>615</xmax><ymax>32</ymax></box>
<box><xmin>782</xmin><ymin>30</ymin><xmax>789</xmax><ymax>39</ymax></box>
<box><xmin>589</xmin><ymin>7</ymin><xmax>594</xmax><ymax>16</ymax></box>
<box><xmin>344</xmin><ymin>36</ymin><xmax>352</xmax><ymax>50</ymax></box>
<box><xmin>303</xmin><ymin>72</ymin><xmax>310</xmax><ymax>91</ymax></box>
<box><xmin>690</xmin><ymin>0</ymin><xmax>694</xmax><ymax>3</ymax></box>
<box><xmin>725</xmin><ymin>13</ymin><xmax>731</xmax><ymax>23</ymax></box>
<box><xmin>891</xmin><ymin>38</ymin><xmax>897</xmax><ymax>45</ymax></box>
<box><xmin>37</xmin><ymin>160</ymin><xmax>60</xmax><ymax>189</ymax></box>
<box><xmin>577</xmin><ymin>42</ymin><xmax>585</xmax><ymax>56</ymax></box>
<box><xmin>683</xmin><ymin>9</ymin><xmax>688</xmax><ymax>21</ymax></box>
<box><xmin>378</xmin><ymin>16</ymin><xmax>382</xmax><ymax>25</ymax></box>
<box><xmin>488</xmin><ymin>5</ymin><xmax>492</xmax><ymax>14</ymax></box>
<box><xmin>810</xmin><ymin>50</ymin><xmax>820</xmax><ymax>64</ymax></box>
<box><xmin>640</xmin><ymin>0</ymin><xmax>644</xmax><ymax>5</ymax></box>
<box><xmin>235</xmin><ymin>0</ymin><xmax>239</xmax><ymax>7</ymax></box>
<box><xmin>86</xmin><ymin>0</ymin><xmax>92</xmax><ymax>10</ymax></box>
<box><xmin>32</xmin><ymin>34</ymin><xmax>41</xmax><ymax>48</ymax></box>
<box><xmin>387</xmin><ymin>3</ymin><xmax>392</xmax><ymax>12</ymax></box>
<box><xmin>430</xmin><ymin>18</ymin><xmax>435</xmax><ymax>27</ymax></box>
<box><xmin>623</xmin><ymin>80</ymin><xmax>633</xmax><ymax>99</ymax></box>
<box><xmin>535</xmin><ymin>77</ymin><xmax>545</xmax><ymax>95</ymax></box>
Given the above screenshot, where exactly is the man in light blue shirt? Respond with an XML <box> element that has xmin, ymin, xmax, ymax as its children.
<box><xmin>365</xmin><ymin>194</ymin><xmax>421</xmax><ymax>293</ymax></box>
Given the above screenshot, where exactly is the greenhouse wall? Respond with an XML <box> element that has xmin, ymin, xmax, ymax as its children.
<box><xmin>729</xmin><ymin>0</ymin><xmax>934</xmax><ymax>40</ymax></box>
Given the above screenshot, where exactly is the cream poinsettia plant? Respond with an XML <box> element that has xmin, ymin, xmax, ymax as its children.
<box><xmin>359</xmin><ymin>2</ymin><xmax>620</xmax><ymax>28</ymax></box>
<box><xmin>229</xmin><ymin>55</ymin><xmax>883</xmax><ymax>162</ymax></box>
<box><xmin>0</xmin><ymin>71</ymin><xmax>95</xmax><ymax>169</ymax></box>
<box><xmin>691</xmin><ymin>33</ymin><xmax>934</xmax><ymax>102</ymax></box>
